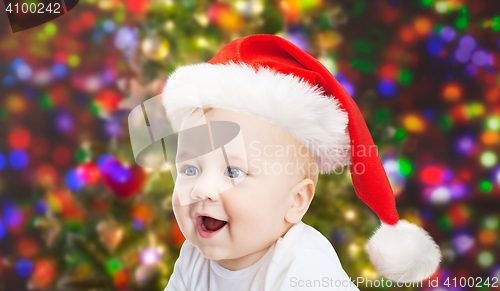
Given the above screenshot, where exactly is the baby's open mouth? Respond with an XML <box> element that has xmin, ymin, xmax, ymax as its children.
<box><xmin>200</xmin><ymin>216</ymin><xmax>227</xmax><ymax>232</ymax></box>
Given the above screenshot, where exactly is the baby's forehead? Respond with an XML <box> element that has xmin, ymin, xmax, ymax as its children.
<box><xmin>178</xmin><ymin>108</ymin><xmax>300</xmax><ymax>159</ymax></box>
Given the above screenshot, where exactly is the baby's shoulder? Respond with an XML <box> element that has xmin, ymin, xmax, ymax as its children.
<box><xmin>275</xmin><ymin>222</ymin><xmax>343</xmax><ymax>268</ymax></box>
<box><xmin>284</xmin><ymin>223</ymin><xmax>338</xmax><ymax>253</ymax></box>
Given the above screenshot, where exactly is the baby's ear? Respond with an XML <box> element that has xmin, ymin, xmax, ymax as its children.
<box><xmin>284</xmin><ymin>178</ymin><xmax>315</xmax><ymax>224</ymax></box>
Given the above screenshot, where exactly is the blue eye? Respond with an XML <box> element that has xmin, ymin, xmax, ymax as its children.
<box><xmin>184</xmin><ymin>166</ymin><xmax>199</xmax><ymax>176</ymax></box>
<box><xmin>226</xmin><ymin>167</ymin><xmax>246</xmax><ymax>178</ymax></box>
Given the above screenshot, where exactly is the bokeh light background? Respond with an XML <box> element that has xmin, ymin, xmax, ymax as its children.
<box><xmin>1</xmin><ymin>0</ymin><xmax>500</xmax><ymax>290</ymax></box>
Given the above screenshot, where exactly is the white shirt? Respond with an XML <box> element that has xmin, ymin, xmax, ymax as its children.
<box><xmin>164</xmin><ymin>221</ymin><xmax>360</xmax><ymax>291</ymax></box>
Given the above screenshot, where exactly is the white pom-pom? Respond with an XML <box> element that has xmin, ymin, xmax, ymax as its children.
<box><xmin>367</xmin><ymin>219</ymin><xmax>442</xmax><ymax>283</ymax></box>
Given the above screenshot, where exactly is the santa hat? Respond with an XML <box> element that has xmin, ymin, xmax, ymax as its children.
<box><xmin>161</xmin><ymin>34</ymin><xmax>441</xmax><ymax>282</ymax></box>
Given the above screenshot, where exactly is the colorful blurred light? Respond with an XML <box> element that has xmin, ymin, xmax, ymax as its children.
<box><xmin>456</xmin><ymin>136</ymin><xmax>474</xmax><ymax>154</ymax></box>
<box><xmin>0</xmin><ymin>153</ymin><xmax>5</xmax><ymax>171</ymax></box>
<box><xmin>472</xmin><ymin>50</ymin><xmax>490</xmax><ymax>66</ymax></box>
<box><xmin>449</xmin><ymin>183</ymin><xmax>468</xmax><ymax>199</ymax></box>
<box><xmin>478</xmin><ymin>230</ymin><xmax>497</xmax><ymax>245</ymax></box>
<box><xmin>105</xmin><ymin>259</ymin><xmax>122</xmax><ymax>275</ymax></box>
<box><xmin>403</xmin><ymin>114</ymin><xmax>425</xmax><ymax>132</ymax></box>
<box><xmin>0</xmin><ymin>219</ymin><xmax>6</xmax><ymax>240</ymax></box>
<box><xmin>34</xmin><ymin>200</ymin><xmax>48</xmax><ymax>214</ymax></box>
<box><xmin>133</xmin><ymin>219</ymin><xmax>143</xmax><ymax>231</ymax></box>
<box><xmin>77</xmin><ymin>163</ymin><xmax>100</xmax><ymax>184</ymax></box>
<box><xmin>478</xmin><ymin>251</ymin><xmax>495</xmax><ymax>267</ymax></box>
<box><xmin>65</xmin><ymin>169</ymin><xmax>85</xmax><ymax>191</ymax></box>
<box><xmin>114</xmin><ymin>27</ymin><xmax>138</xmax><ymax>50</ymax></box>
<box><xmin>452</xmin><ymin>233</ymin><xmax>474</xmax><ymax>254</ymax></box>
<box><xmin>482</xmin><ymin>216</ymin><xmax>500</xmax><ymax>230</ymax></box>
<box><xmin>430</xmin><ymin>186</ymin><xmax>451</xmax><ymax>204</ymax></box>
<box><xmin>103</xmin><ymin>20</ymin><xmax>115</xmax><ymax>32</ymax></box>
<box><xmin>52</xmin><ymin>63</ymin><xmax>67</xmax><ymax>78</ymax></box>
<box><xmin>454</xmin><ymin>48</ymin><xmax>471</xmax><ymax>63</ymax></box>
<box><xmin>9</xmin><ymin>149</ymin><xmax>28</xmax><ymax>170</ymax></box>
<box><xmin>435</xmin><ymin>2</ymin><xmax>451</xmax><ymax>14</ymax></box>
<box><xmin>464</xmin><ymin>63</ymin><xmax>477</xmax><ymax>77</ymax></box>
<box><xmin>485</xmin><ymin>116</ymin><xmax>500</xmax><ymax>130</ymax></box>
<box><xmin>140</xmin><ymin>248</ymin><xmax>161</xmax><ymax>265</ymax></box>
<box><xmin>468</xmin><ymin>102</ymin><xmax>484</xmax><ymax>117</ymax></box>
<box><xmin>4</xmin><ymin>75</ymin><xmax>15</xmax><ymax>85</ymax></box>
<box><xmin>448</xmin><ymin>203</ymin><xmax>471</xmax><ymax>227</ymax></box>
<box><xmin>459</xmin><ymin>35</ymin><xmax>476</xmax><ymax>51</ymax></box>
<box><xmin>442</xmin><ymin>83</ymin><xmax>462</xmax><ymax>101</ymax></box>
<box><xmin>105</xmin><ymin>119</ymin><xmax>122</xmax><ymax>137</ymax></box>
<box><xmin>97</xmin><ymin>154</ymin><xmax>115</xmax><ymax>171</ymax></box>
<box><xmin>378</xmin><ymin>80</ymin><xmax>397</xmax><ymax>97</ymax></box>
<box><xmin>8</xmin><ymin>128</ymin><xmax>31</xmax><ymax>149</ymax></box>
<box><xmin>414</xmin><ymin>17</ymin><xmax>431</xmax><ymax>35</ymax></box>
<box><xmin>421</xmin><ymin>166</ymin><xmax>444</xmax><ymax>185</ymax></box>
<box><xmin>15</xmin><ymin>259</ymin><xmax>33</xmax><ymax>277</ymax></box>
<box><xmin>480</xmin><ymin>151</ymin><xmax>497</xmax><ymax>167</ymax></box>
<box><xmin>2</xmin><ymin>202</ymin><xmax>23</xmax><ymax>228</ymax></box>
<box><xmin>31</xmin><ymin>259</ymin><xmax>57</xmax><ymax>289</ymax></box>
<box><xmin>480</xmin><ymin>131</ymin><xmax>499</xmax><ymax>145</ymax></box>
<box><xmin>398</xmin><ymin>70</ymin><xmax>413</xmax><ymax>84</ymax></box>
<box><xmin>480</xmin><ymin>180</ymin><xmax>492</xmax><ymax>192</ymax></box>
<box><xmin>426</xmin><ymin>39</ymin><xmax>443</xmax><ymax>56</ymax></box>
<box><xmin>440</xmin><ymin>26</ymin><xmax>456</xmax><ymax>42</ymax></box>
<box><xmin>54</xmin><ymin>111</ymin><xmax>74</xmax><ymax>133</ymax></box>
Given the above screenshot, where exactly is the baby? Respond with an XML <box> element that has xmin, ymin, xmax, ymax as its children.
<box><xmin>161</xmin><ymin>34</ymin><xmax>441</xmax><ymax>290</ymax></box>
<box><xmin>164</xmin><ymin>106</ymin><xmax>358</xmax><ymax>290</ymax></box>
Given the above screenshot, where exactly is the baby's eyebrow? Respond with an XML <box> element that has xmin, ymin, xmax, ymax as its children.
<box><xmin>175</xmin><ymin>151</ymin><xmax>247</xmax><ymax>164</ymax></box>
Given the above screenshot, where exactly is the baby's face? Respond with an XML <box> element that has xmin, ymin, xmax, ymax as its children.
<box><xmin>172</xmin><ymin>108</ymin><xmax>302</xmax><ymax>270</ymax></box>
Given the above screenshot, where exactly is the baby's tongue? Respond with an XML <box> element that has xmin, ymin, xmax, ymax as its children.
<box><xmin>204</xmin><ymin>217</ymin><xmax>226</xmax><ymax>231</ymax></box>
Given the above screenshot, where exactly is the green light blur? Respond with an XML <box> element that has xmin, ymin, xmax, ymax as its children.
<box><xmin>438</xmin><ymin>215</ymin><xmax>452</xmax><ymax>230</ymax></box>
<box><xmin>68</xmin><ymin>55</ymin><xmax>80</xmax><ymax>67</ymax></box>
<box><xmin>492</xmin><ymin>16</ymin><xmax>500</xmax><ymax>32</ymax></box>
<box><xmin>351</xmin><ymin>58</ymin><xmax>375</xmax><ymax>73</ymax></box>
<box><xmin>398</xmin><ymin>70</ymin><xmax>413</xmax><ymax>84</ymax></box>
<box><xmin>114</xmin><ymin>11</ymin><xmax>126</xmax><ymax>23</ymax></box>
<box><xmin>395</xmin><ymin>128</ymin><xmax>407</xmax><ymax>141</ymax></box>
<box><xmin>420</xmin><ymin>0</ymin><xmax>433</xmax><ymax>7</ymax></box>
<box><xmin>346</xmin><ymin>0</ymin><xmax>365</xmax><ymax>17</ymax></box>
<box><xmin>64</xmin><ymin>221</ymin><xmax>83</xmax><ymax>232</ymax></box>
<box><xmin>352</xmin><ymin>39</ymin><xmax>373</xmax><ymax>54</ymax></box>
<box><xmin>105</xmin><ymin>259</ymin><xmax>122</xmax><ymax>275</ymax></box>
<box><xmin>477</xmin><ymin>251</ymin><xmax>494</xmax><ymax>267</ymax></box>
<box><xmin>374</xmin><ymin>107</ymin><xmax>390</xmax><ymax>123</ymax></box>
<box><xmin>481</xmin><ymin>216</ymin><xmax>500</xmax><ymax>230</ymax></box>
<box><xmin>455</xmin><ymin>16</ymin><xmax>468</xmax><ymax>30</ymax></box>
<box><xmin>485</xmin><ymin>116</ymin><xmax>500</xmax><ymax>130</ymax></box>
<box><xmin>74</xmin><ymin>147</ymin><xmax>89</xmax><ymax>163</ymax></box>
<box><xmin>480</xmin><ymin>180</ymin><xmax>492</xmax><ymax>192</ymax></box>
<box><xmin>398</xmin><ymin>159</ymin><xmax>413</xmax><ymax>176</ymax></box>
<box><xmin>439</xmin><ymin>115</ymin><xmax>453</xmax><ymax>131</ymax></box>
<box><xmin>39</xmin><ymin>94</ymin><xmax>53</xmax><ymax>110</ymax></box>
<box><xmin>480</xmin><ymin>152</ymin><xmax>497</xmax><ymax>168</ymax></box>
<box><xmin>0</xmin><ymin>108</ymin><xmax>8</xmax><ymax>120</ymax></box>
<box><xmin>469</xmin><ymin>102</ymin><xmax>483</xmax><ymax>117</ymax></box>
<box><xmin>435</xmin><ymin>2</ymin><xmax>451</xmax><ymax>14</ymax></box>
<box><xmin>44</xmin><ymin>23</ymin><xmax>57</xmax><ymax>35</ymax></box>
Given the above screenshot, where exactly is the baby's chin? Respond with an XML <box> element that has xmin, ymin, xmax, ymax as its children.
<box><xmin>195</xmin><ymin>244</ymin><xmax>232</xmax><ymax>261</ymax></box>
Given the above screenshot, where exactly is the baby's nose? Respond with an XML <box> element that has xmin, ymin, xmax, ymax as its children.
<box><xmin>190</xmin><ymin>172</ymin><xmax>225</xmax><ymax>202</ymax></box>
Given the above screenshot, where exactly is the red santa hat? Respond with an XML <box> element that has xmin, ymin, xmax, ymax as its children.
<box><xmin>161</xmin><ymin>34</ymin><xmax>441</xmax><ymax>282</ymax></box>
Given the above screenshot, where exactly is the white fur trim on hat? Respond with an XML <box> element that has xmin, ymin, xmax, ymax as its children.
<box><xmin>367</xmin><ymin>219</ymin><xmax>442</xmax><ymax>283</ymax></box>
<box><xmin>162</xmin><ymin>61</ymin><xmax>350</xmax><ymax>173</ymax></box>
